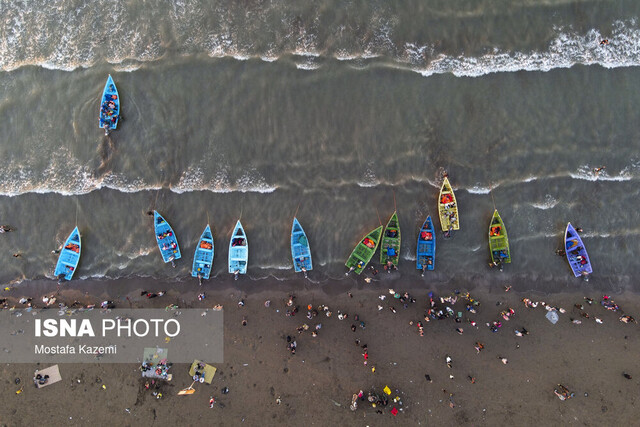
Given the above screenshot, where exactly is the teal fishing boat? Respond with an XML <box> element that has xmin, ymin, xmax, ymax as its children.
<box><xmin>291</xmin><ymin>217</ymin><xmax>312</xmax><ymax>277</ymax></box>
<box><xmin>154</xmin><ymin>211</ymin><xmax>181</xmax><ymax>265</ymax></box>
<box><xmin>229</xmin><ymin>220</ymin><xmax>248</xmax><ymax>279</ymax></box>
<box><xmin>54</xmin><ymin>226</ymin><xmax>81</xmax><ymax>282</ymax></box>
<box><xmin>192</xmin><ymin>225</ymin><xmax>214</xmax><ymax>283</ymax></box>
<box><xmin>99</xmin><ymin>74</ymin><xmax>120</xmax><ymax>134</ymax></box>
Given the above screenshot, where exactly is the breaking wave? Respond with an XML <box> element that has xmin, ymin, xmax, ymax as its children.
<box><xmin>2</xmin><ymin>1</ymin><xmax>640</xmax><ymax>79</ymax></box>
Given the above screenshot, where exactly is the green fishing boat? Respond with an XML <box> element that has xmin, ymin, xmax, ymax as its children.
<box><xmin>488</xmin><ymin>209</ymin><xmax>511</xmax><ymax>266</ymax></box>
<box><xmin>345</xmin><ymin>225</ymin><xmax>383</xmax><ymax>275</ymax></box>
<box><xmin>380</xmin><ymin>211</ymin><xmax>401</xmax><ymax>268</ymax></box>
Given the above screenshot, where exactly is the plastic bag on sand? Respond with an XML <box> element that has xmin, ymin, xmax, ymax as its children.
<box><xmin>546</xmin><ymin>311</ymin><xmax>559</xmax><ymax>324</ymax></box>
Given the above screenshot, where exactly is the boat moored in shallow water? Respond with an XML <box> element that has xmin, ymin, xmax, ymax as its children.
<box><xmin>229</xmin><ymin>220</ymin><xmax>248</xmax><ymax>280</ymax></box>
<box><xmin>380</xmin><ymin>211</ymin><xmax>401</xmax><ymax>271</ymax></box>
<box><xmin>99</xmin><ymin>74</ymin><xmax>120</xmax><ymax>134</ymax></box>
<box><xmin>438</xmin><ymin>176</ymin><xmax>459</xmax><ymax>236</ymax></box>
<box><xmin>565</xmin><ymin>222</ymin><xmax>592</xmax><ymax>278</ymax></box>
<box><xmin>345</xmin><ymin>225</ymin><xmax>383</xmax><ymax>275</ymax></box>
<box><xmin>54</xmin><ymin>226</ymin><xmax>81</xmax><ymax>282</ymax></box>
<box><xmin>416</xmin><ymin>216</ymin><xmax>435</xmax><ymax>275</ymax></box>
<box><xmin>291</xmin><ymin>217</ymin><xmax>312</xmax><ymax>277</ymax></box>
<box><xmin>154</xmin><ymin>211</ymin><xmax>181</xmax><ymax>265</ymax></box>
<box><xmin>192</xmin><ymin>224</ymin><xmax>214</xmax><ymax>283</ymax></box>
<box><xmin>489</xmin><ymin>210</ymin><xmax>511</xmax><ymax>269</ymax></box>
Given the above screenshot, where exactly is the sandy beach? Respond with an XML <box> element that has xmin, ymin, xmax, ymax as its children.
<box><xmin>1</xmin><ymin>274</ymin><xmax>638</xmax><ymax>426</ymax></box>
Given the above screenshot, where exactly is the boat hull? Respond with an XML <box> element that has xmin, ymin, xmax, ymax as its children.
<box><xmin>345</xmin><ymin>226</ymin><xmax>383</xmax><ymax>274</ymax></box>
<box><xmin>380</xmin><ymin>212</ymin><xmax>401</xmax><ymax>267</ymax></box>
<box><xmin>192</xmin><ymin>225</ymin><xmax>214</xmax><ymax>279</ymax></box>
<box><xmin>417</xmin><ymin>216</ymin><xmax>435</xmax><ymax>271</ymax></box>
<box><xmin>54</xmin><ymin>226</ymin><xmax>81</xmax><ymax>281</ymax></box>
<box><xmin>99</xmin><ymin>75</ymin><xmax>120</xmax><ymax>130</ymax></box>
<box><xmin>291</xmin><ymin>218</ymin><xmax>312</xmax><ymax>273</ymax></box>
<box><xmin>565</xmin><ymin>222</ymin><xmax>592</xmax><ymax>277</ymax></box>
<box><xmin>229</xmin><ymin>220</ymin><xmax>248</xmax><ymax>275</ymax></box>
<box><xmin>154</xmin><ymin>211</ymin><xmax>181</xmax><ymax>263</ymax></box>
<box><xmin>438</xmin><ymin>177</ymin><xmax>460</xmax><ymax>232</ymax></box>
<box><xmin>489</xmin><ymin>210</ymin><xmax>511</xmax><ymax>264</ymax></box>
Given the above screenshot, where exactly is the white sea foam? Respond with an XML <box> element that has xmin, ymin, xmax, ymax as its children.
<box><xmin>357</xmin><ymin>167</ymin><xmax>380</xmax><ymax>188</ymax></box>
<box><xmin>531</xmin><ymin>194</ymin><xmax>559</xmax><ymax>210</ymax></box>
<box><xmin>295</xmin><ymin>60</ymin><xmax>321</xmax><ymax>70</ymax></box>
<box><xmin>5</xmin><ymin>7</ymin><xmax>640</xmax><ymax>80</ymax></box>
<box><xmin>115</xmin><ymin>248</ymin><xmax>153</xmax><ymax>260</ymax></box>
<box><xmin>173</xmin><ymin>165</ymin><xmax>277</xmax><ymax>194</ymax></box>
<box><xmin>569</xmin><ymin>164</ymin><xmax>634</xmax><ymax>182</ymax></box>
<box><xmin>466</xmin><ymin>186</ymin><xmax>492</xmax><ymax>194</ymax></box>
<box><xmin>257</xmin><ymin>264</ymin><xmax>293</xmax><ymax>271</ymax></box>
<box><xmin>407</xmin><ymin>20</ymin><xmax>640</xmax><ymax>78</ymax></box>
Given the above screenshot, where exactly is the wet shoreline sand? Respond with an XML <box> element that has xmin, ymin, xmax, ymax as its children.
<box><xmin>1</xmin><ymin>274</ymin><xmax>639</xmax><ymax>425</ymax></box>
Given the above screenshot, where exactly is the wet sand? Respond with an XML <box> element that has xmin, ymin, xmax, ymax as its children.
<box><xmin>1</xmin><ymin>274</ymin><xmax>639</xmax><ymax>425</ymax></box>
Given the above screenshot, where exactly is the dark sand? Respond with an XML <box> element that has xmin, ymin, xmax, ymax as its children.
<box><xmin>1</xmin><ymin>274</ymin><xmax>639</xmax><ymax>426</ymax></box>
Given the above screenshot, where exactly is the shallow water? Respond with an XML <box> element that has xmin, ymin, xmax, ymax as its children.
<box><xmin>0</xmin><ymin>0</ymin><xmax>639</xmax><ymax>289</ymax></box>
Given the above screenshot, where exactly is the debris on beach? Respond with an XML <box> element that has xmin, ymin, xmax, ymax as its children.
<box><xmin>554</xmin><ymin>384</ymin><xmax>574</xmax><ymax>401</ymax></box>
<box><xmin>350</xmin><ymin>386</ymin><xmax>404</xmax><ymax>416</ymax></box>
<box><xmin>545</xmin><ymin>310</ymin><xmax>559</xmax><ymax>324</ymax></box>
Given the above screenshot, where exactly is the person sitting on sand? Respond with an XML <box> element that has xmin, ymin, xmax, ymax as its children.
<box><xmin>619</xmin><ymin>315</ymin><xmax>636</xmax><ymax>323</ymax></box>
<box><xmin>0</xmin><ymin>225</ymin><xmax>13</xmax><ymax>233</ymax></box>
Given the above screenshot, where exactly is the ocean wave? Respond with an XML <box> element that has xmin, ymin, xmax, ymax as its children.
<box><xmin>356</xmin><ymin>166</ymin><xmax>381</xmax><ymax>188</ymax></box>
<box><xmin>531</xmin><ymin>194</ymin><xmax>559</xmax><ymax>210</ymax></box>
<box><xmin>295</xmin><ymin>60</ymin><xmax>322</xmax><ymax>70</ymax></box>
<box><xmin>0</xmin><ymin>168</ymin><xmax>278</xmax><ymax>197</ymax></box>
<box><xmin>255</xmin><ymin>264</ymin><xmax>293</xmax><ymax>271</ymax></box>
<box><xmin>569</xmin><ymin>164</ymin><xmax>634</xmax><ymax>182</ymax></box>
<box><xmin>465</xmin><ymin>186</ymin><xmax>493</xmax><ymax>194</ymax></box>
<box><xmin>114</xmin><ymin>248</ymin><xmax>154</xmax><ymax>261</ymax></box>
<box><xmin>4</xmin><ymin>2</ymin><xmax>640</xmax><ymax>81</ymax></box>
<box><xmin>409</xmin><ymin>21</ymin><xmax>640</xmax><ymax>77</ymax></box>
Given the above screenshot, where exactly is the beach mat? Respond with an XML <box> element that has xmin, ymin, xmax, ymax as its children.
<box><xmin>188</xmin><ymin>360</ymin><xmax>217</xmax><ymax>384</ymax></box>
<box><xmin>141</xmin><ymin>347</ymin><xmax>172</xmax><ymax>381</ymax></box>
<box><xmin>34</xmin><ymin>365</ymin><xmax>62</xmax><ymax>389</ymax></box>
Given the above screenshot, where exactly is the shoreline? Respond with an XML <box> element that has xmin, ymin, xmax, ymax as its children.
<box><xmin>0</xmin><ymin>266</ymin><xmax>635</xmax><ymax>307</ymax></box>
<box><xmin>1</xmin><ymin>274</ymin><xmax>639</xmax><ymax>424</ymax></box>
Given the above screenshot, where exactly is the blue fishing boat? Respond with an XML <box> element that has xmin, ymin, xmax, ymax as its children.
<box><xmin>565</xmin><ymin>222</ymin><xmax>592</xmax><ymax>278</ymax></box>
<box><xmin>54</xmin><ymin>226</ymin><xmax>81</xmax><ymax>282</ymax></box>
<box><xmin>291</xmin><ymin>217</ymin><xmax>312</xmax><ymax>277</ymax></box>
<box><xmin>154</xmin><ymin>211</ymin><xmax>181</xmax><ymax>265</ymax></box>
<box><xmin>99</xmin><ymin>74</ymin><xmax>120</xmax><ymax>134</ymax></box>
<box><xmin>228</xmin><ymin>220</ymin><xmax>248</xmax><ymax>279</ymax></box>
<box><xmin>416</xmin><ymin>216</ymin><xmax>435</xmax><ymax>275</ymax></box>
<box><xmin>192</xmin><ymin>225</ymin><xmax>214</xmax><ymax>283</ymax></box>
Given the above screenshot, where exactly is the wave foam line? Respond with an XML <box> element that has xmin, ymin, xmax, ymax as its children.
<box><xmin>4</xmin><ymin>19</ymin><xmax>640</xmax><ymax>79</ymax></box>
<box><xmin>408</xmin><ymin>21</ymin><xmax>640</xmax><ymax>77</ymax></box>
